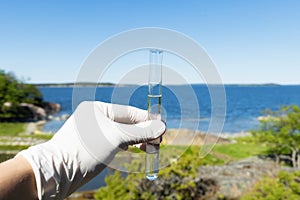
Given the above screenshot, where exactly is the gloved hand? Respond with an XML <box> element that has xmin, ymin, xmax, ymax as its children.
<box><xmin>17</xmin><ymin>101</ymin><xmax>166</xmax><ymax>199</ymax></box>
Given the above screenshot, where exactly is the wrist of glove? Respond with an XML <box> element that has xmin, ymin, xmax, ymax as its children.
<box><xmin>17</xmin><ymin>101</ymin><xmax>166</xmax><ymax>199</ymax></box>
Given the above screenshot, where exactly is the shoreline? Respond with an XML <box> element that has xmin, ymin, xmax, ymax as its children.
<box><xmin>22</xmin><ymin>118</ymin><xmax>253</xmax><ymax>139</ymax></box>
<box><xmin>162</xmin><ymin>129</ymin><xmax>234</xmax><ymax>146</ymax></box>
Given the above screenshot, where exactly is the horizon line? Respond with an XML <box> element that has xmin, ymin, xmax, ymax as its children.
<box><xmin>32</xmin><ymin>82</ymin><xmax>300</xmax><ymax>86</ymax></box>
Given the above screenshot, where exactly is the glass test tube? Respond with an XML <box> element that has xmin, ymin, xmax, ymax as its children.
<box><xmin>146</xmin><ymin>49</ymin><xmax>163</xmax><ymax>181</ymax></box>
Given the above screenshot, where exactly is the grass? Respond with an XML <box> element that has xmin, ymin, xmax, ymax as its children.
<box><xmin>167</xmin><ymin>140</ymin><xmax>268</xmax><ymax>167</ymax></box>
<box><xmin>212</xmin><ymin>140</ymin><xmax>268</xmax><ymax>161</ymax></box>
<box><xmin>161</xmin><ymin>139</ymin><xmax>268</xmax><ymax>166</ymax></box>
<box><xmin>0</xmin><ymin>145</ymin><xmax>29</xmax><ymax>151</ymax></box>
<box><xmin>0</xmin><ymin>122</ymin><xmax>53</xmax><ymax>140</ymax></box>
<box><xmin>0</xmin><ymin>122</ymin><xmax>25</xmax><ymax>136</ymax></box>
<box><xmin>0</xmin><ymin>122</ymin><xmax>52</xmax><ymax>163</ymax></box>
<box><xmin>19</xmin><ymin>133</ymin><xmax>53</xmax><ymax>140</ymax></box>
<box><xmin>163</xmin><ymin>139</ymin><xmax>268</xmax><ymax>164</ymax></box>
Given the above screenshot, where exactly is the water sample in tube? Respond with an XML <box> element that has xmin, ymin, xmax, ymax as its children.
<box><xmin>146</xmin><ymin>49</ymin><xmax>163</xmax><ymax>181</ymax></box>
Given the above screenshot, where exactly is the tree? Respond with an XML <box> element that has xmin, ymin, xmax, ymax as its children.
<box><xmin>0</xmin><ymin>70</ymin><xmax>43</xmax><ymax>121</ymax></box>
<box><xmin>252</xmin><ymin>105</ymin><xmax>300</xmax><ymax>168</ymax></box>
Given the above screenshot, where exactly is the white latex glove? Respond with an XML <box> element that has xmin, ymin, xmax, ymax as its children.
<box><xmin>17</xmin><ymin>101</ymin><xmax>166</xmax><ymax>199</ymax></box>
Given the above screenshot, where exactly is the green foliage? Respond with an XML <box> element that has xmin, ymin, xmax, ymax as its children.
<box><xmin>0</xmin><ymin>70</ymin><xmax>43</xmax><ymax>120</ymax></box>
<box><xmin>252</xmin><ymin>105</ymin><xmax>300</xmax><ymax>167</ymax></box>
<box><xmin>0</xmin><ymin>154</ymin><xmax>15</xmax><ymax>163</ymax></box>
<box><xmin>94</xmin><ymin>171</ymin><xmax>129</xmax><ymax>200</ymax></box>
<box><xmin>243</xmin><ymin>171</ymin><xmax>300</xmax><ymax>199</ymax></box>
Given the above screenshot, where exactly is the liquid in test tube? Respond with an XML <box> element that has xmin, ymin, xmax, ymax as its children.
<box><xmin>146</xmin><ymin>49</ymin><xmax>163</xmax><ymax>181</ymax></box>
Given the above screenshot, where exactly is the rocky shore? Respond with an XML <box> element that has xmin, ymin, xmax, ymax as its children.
<box><xmin>1</xmin><ymin>101</ymin><xmax>61</xmax><ymax>122</ymax></box>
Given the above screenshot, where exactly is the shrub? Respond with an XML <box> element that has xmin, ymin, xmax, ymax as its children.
<box><xmin>243</xmin><ymin>171</ymin><xmax>300</xmax><ymax>199</ymax></box>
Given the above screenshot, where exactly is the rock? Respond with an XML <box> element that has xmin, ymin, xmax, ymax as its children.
<box><xmin>20</xmin><ymin>103</ymin><xmax>47</xmax><ymax>121</ymax></box>
<box><xmin>60</xmin><ymin>114</ymin><xmax>69</xmax><ymax>121</ymax></box>
<box><xmin>42</xmin><ymin>102</ymin><xmax>61</xmax><ymax>115</ymax></box>
<box><xmin>3</xmin><ymin>102</ymin><xmax>12</xmax><ymax>107</ymax></box>
<box><xmin>1</xmin><ymin>101</ymin><xmax>61</xmax><ymax>122</ymax></box>
<box><xmin>197</xmin><ymin>156</ymin><xmax>280</xmax><ymax>199</ymax></box>
<box><xmin>66</xmin><ymin>190</ymin><xmax>95</xmax><ymax>200</ymax></box>
<box><xmin>221</xmin><ymin>131</ymin><xmax>251</xmax><ymax>139</ymax></box>
<box><xmin>24</xmin><ymin>121</ymin><xmax>47</xmax><ymax>134</ymax></box>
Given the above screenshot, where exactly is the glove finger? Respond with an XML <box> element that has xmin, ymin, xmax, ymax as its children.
<box><xmin>94</xmin><ymin>101</ymin><xmax>149</xmax><ymax>124</ymax></box>
<box><xmin>114</xmin><ymin>120</ymin><xmax>166</xmax><ymax>145</ymax></box>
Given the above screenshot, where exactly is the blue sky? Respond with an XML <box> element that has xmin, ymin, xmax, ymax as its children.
<box><xmin>0</xmin><ymin>0</ymin><xmax>299</xmax><ymax>84</ymax></box>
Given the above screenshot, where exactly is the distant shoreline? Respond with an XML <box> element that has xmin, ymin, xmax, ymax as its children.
<box><xmin>34</xmin><ymin>82</ymin><xmax>116</xmax><ymax>87</ymax></box>
<box><xmin>33</xmin><ymin>82</ymin><xmax>297</xmax><ymax>88</ymax></box>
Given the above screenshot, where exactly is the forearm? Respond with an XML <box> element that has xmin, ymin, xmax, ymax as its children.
<box><xmin>0</xmin><ymin>156</ymin><xmax>37</xmax><ymax>200</ymax></box>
